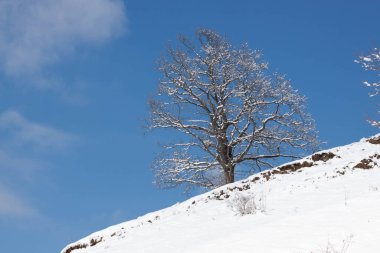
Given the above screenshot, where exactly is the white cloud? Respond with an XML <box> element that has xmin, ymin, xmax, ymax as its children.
<box><xmin>0</xmin><ymin>0</ymin><xmax>127</xmax><ymax>75</ymax></box>
<box><xmin>0</xmin><ymin>185</ymin><xmax>37</xmax><ymax>217</ymax></box>
<box><xmin>0</xmin><ymin>150</ymin><xmax>46</xmax><ymax>178</ymax></box>
<box><xmin>0</xmin><ymin>110</ymin><xmax>79</xmax><ymax>219</ymax></box>
<box><xmin>0</xmin><ymin>110</ymin><xmax>78</xmax><ymax>150</ymax></box>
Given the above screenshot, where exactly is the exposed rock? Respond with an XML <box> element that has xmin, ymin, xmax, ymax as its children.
<box><xmin>90</xmin><ymin>237</ymin><xmax>103</xmax><ymax>247</ymax></box>
<box><xmin>250</xmin><ymin>176</ymin><xmax>260</xmax><ymax>182</ymax></box>
<box><xmin>63</xmin><ymin>244</ymin><xmax>88</xmax><ymax>253</ymax></box>
<box><xmin>64</xmin><ymin>237</ymin><xmax>103</xmax><ymax>253</ymax></box>
<box><xmin>368</xmin><ymin>136</ymin><xmax>380</xmax><ymax>144</ymax></box>
<box><xmin>262</xmin><ymin>171</ymin><xmax>271</xmax><ymax>181</ymax></box>
<box><xmin>311</xmin><ymin>152</ymin><xmax>336</xmax><ymax>162</ymax></box>
<box><xmin>276</xmin><ymin>161</ymin><xmax>313</xmax><ymax>173</ymax></box>
<box><xmin>354</xmin><ymin>159</ymin><xmax>374</xmax><ymax>169</ymax></box>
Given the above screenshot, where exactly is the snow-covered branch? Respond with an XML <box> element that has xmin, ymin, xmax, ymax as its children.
<box><xmin>149</xmin><ymin>28</ymin><xmax>319</xmax><ymax>190</ymax></box>
<box><xmin>356</xmin><ymin>48</ymin><xmax>380</xmax><ymax>128</ymax></box>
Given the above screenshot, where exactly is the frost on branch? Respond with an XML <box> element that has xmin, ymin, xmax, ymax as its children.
<box><xmin>356</xmin><ymin>48</ymin><xmax>380</xmax><ymax>128</ymax></box>
<box><xmin>149</xmin><ymin>28</ymin><xmax>319</xmax><ymax>190</ymax></box>
<box><xmin>227</xmin><ymin>191</ymin><xmax>266</xmax><ymax>215</ymax></box>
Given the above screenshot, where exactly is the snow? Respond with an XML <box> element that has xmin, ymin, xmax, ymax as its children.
<box><xmin>62</xmin><ymin>135</ymin><xmax>380</xmax><ymax>253</ymax></box>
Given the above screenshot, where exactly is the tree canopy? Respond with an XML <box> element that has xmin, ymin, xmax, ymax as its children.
<box><xmin>356</xmin><ymin>48</ymin><xmax>380</xmax><ymax>128</ymax></box>
<box><xmin>149</xmin><ymin>29</ymin><xmax>319</xmax><ymax>191</ymax></box>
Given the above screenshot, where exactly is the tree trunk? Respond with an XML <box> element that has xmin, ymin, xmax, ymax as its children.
<box><xmin>224</xmin><ymin>164</ymin><xmax>235</xmax><ymax>184</ymax></box>
<box><xmin>220</xmin><ymin>143</ymin><xmax>235</xmax><ymax>184</ymax></box>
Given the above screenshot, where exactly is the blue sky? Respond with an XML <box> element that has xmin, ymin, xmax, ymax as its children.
<box><xmin>0</xmin><ymin>1</ymin><xmax>379</xmax><ymax>252</ymax></box>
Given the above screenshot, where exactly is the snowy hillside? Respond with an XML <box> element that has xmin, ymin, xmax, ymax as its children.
<box><xmin>61</xmin><ymin>135</ymin><xmax>380</xmax><ymax>253</ymax></box>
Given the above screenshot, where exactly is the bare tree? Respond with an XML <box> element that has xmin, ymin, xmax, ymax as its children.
<box><xmin>356</xmin><ymin>47</ymin><xmax>380</xmax><ymax>128</ymax></box>
<box><xmin>149</xmin><ymin>29</ymin><xmax>319</xmax><ymax>190</ymax></box>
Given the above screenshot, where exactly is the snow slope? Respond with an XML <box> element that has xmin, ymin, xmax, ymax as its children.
<box><xmin>62</xmin><ymin>135</ymin><xmax>380</xmax><ymax>253</ymax></box>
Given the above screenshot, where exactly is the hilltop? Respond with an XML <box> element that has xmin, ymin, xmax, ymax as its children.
<box><xmin>61</xmin><ymin>135</ymin><xmax>380</xmax><ymax>253</ymax></box>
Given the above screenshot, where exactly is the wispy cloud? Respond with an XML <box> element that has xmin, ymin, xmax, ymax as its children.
<box><xmin>0</xmin><ymin>150</ymin><xmax>46</xmax><ymax>182</ymax></box>
<box><xmin>0</xmin><ymin>185</ymin><xmax>37</xmax><ymax>218</ymax></box>
<box><xmin>0</xmin><ymin>110</ymin><xmax>79</xmax><ymax>220</ymax></box>
<box><xmin>0</xmin><ymin>110</ymin><xmax>78</xmax><ymax>151</ymax></box>
<box><xmin>0</xmin><ymin>0</ymin><xmax>127</xmax><ymax>77</ymax></box>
